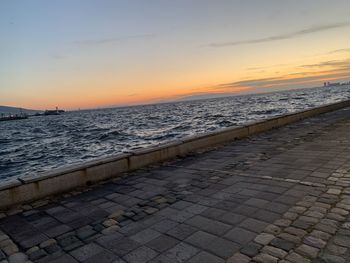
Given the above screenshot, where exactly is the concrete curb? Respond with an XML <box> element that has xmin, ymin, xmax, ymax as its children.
<box><xmin>1</xmin><ymin>99</ymin><xmax>350</xmax><ymax>209</ymax></box>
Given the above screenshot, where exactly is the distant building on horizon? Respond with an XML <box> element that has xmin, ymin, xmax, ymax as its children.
<box><xmin>324</xmin><ymin>81</ymin><xmax>341</xmax><ymax>87</ymax></box>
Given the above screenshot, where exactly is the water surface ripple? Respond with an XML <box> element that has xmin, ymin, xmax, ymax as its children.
<box><xmin>1</xmin><ymin>86</ymin><xmax>349</xmax><ymax>179</ymax></box>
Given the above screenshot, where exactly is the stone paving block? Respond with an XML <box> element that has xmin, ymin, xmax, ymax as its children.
<box><xmin>320</xmin><ymin>254</ymin><xmax>346</xmax><ymax>263</ymax></box>
<box><xmin>200</xmin><ymin>208</ymin><xmax>226</xmax><ymax>219</ymax></box>
<box><xmin>215</xmin><ymin>201</ymin><xmax>240</xmax><ymax>211</ymax></box>
<box><xmin>240</xmin><ymin>241</ymin><xmax>262</xmax><ymax>257</ymax></box>
<box><xmin>232</xmin><ymin>205</ymin><xmax>258</xmax><ymax>217</ymax></box>
<box><xmin>161</xmin><ymin>242</ymin><xmax>199</xmax><ymax>263</ymax></box>
<box><xmin>8</xmin><ymin>252</ymin><xmax>28</xmax><ymax>263</ymax></box>
<box><xmin>146</xmin><ymin>235</ymin><xmax>179</xmax><ymax>253</ymax></box>
<box><xmin>327</xmin><ymin>244</ymin><xmax>347</xmax><ymax>255</ymax></box>
<box><xmin>253</xmin><ymin>253</ymin><xmax>278</xmax><ymax>263</ymax></box>
<box><xmin>28</xmin><ymin>248</ymin><xmax>47</xmax><ymax>261</ymax></box>
<box><xmin>57</xmin><ymin>233</ymin><xmax>83</xmax><ymax>251</ymax></box>
<box><xmin>224</xmin><ymin>227</ymin><xmax>256</xmax><ymax>245</ymax></box>
<box><xmin>130</xmin><ymin>229</ymin><xmax>161</xmax><ymax>244</ymax></box>
<box><xmin>206</xmin><ymin>237</ymin><xmax>239</xmax><ymax>259</ymax></box>
<box><xmin>239</xmin><ymin>218</ymin><xmax>268</xmax><ymax>233</ymax></box>
<box><xmin>278</xmin><ymin>232</ymin><xmax>301</xmax><ymax>244</ymax></box>
<box><xmin>303</xmin><ymin>235</ymin><xmax>326</xmax><ymax>249</ymax></box>
<box><xmin>83</xmin><ymin>250</ymin><xmax>119</xmax><ymax>263</ymax></box>
<box><xmin>123</xmin><ymin>246</ymin><xmax>158</xmax><ymax>263</ymax></box>
<box><xmin>264</xmin><ymin>202</ymin><xmax>289</xmax><ymax>214</ymax></box>
<box><xmin>244</xmin><ymin>198</ymin><xmax>269</xmax><ymax>208</ymax></box>
<box><xmin>285</xmin><ymin>252</ymin><xmax>311</xmax><ymax>263</ymax></box>
<box><xmin>295</xmin><ymin>244</ymin><xmax>319</xmax><ymax>258</ymax></box>
<box><xmin>262</xmin><ymin>245</ymin><xmax>287</xmax><ymax>259</ymax></box>
<box><xmin>185</xmin><ymin>215</ymin><xmax>231</xmax><ymax>236</ymax></box>
<box><xmin>49</xmin><ymin>254</ymin><xmax>79</xmax><ymax>263</ymax></box>
<box><xmin>227</xmin><ymin>252</ymin><xmax>251</xmax><ymax>263</ymax></box>
<box><xmin>188</xmin><ymin>251</ymin><xmax>224</xmax><ymax>263</ymax></box>
<box><xmin>253</xmin><ymin>209</ymin><xmax>281</xmax><ymax>223</ymax></box>
<box><xmin>220</xmin><ymin>212</ymin><xmax>246</xmax><ymax>226</ymax></box>
<box><xmin>270</xmin><ymin>238</ymin><xmax>295</xmax><ymax>252</ymax></box>
<box><xmin>184</xmin><ymin>231</ymin><xmax>217</xmax><ymax>249</ymax></box>
<box><xmin>44</xmin><ymin>224</ymin><xmax>72</xmax><ymax>238</ymax></box>
<box><xmin>333</xmin><ymin>236</ymin><xmax>350</xmax><ymax>248</ymax></box>
<box><xmin>70</xmin><ymin>243</ymin><xmax>104</xmax><ymax>262</ymax></box>
<box><xmin>166</xmin><ymin>224</ymin><xmax>197</xmax><ymax>240</ymax></box>
<box><xmin>19</xmin><ymin>234</ymin><xmax>49</xmax><ymax>249</ymax></box>
<box><xmin>254</xmin><ymin>233</ymin><xmax>275</xmax><ymax>245</ymax></box>
<box><xmin>151</xmin><ymin>219</ymin><xmax>178</xmax><ymax>233</ymax></box>
<box><xmin>184</xmin><ymin>204</ymin><xmax>207</xmax><ymax>215</ymax></box>
<box><xmin>169</xmin><ymin>211</ymin><xmax>194</xmax><ymax>223</ymax></box>
<box><xmin>106</xmin><ymin>237</ymin><xmax>140</xmax><ymax>257</ymax></box>
<box><xmin>44</xmin><ymin>243</ymin><xmax>61</xmax><ymax>254</ymax></box>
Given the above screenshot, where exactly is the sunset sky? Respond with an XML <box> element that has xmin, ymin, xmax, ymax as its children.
<box><xmin>1</xmin><ymin>0</ymin><xmax>350</xmax><ymax>110</ymax></box>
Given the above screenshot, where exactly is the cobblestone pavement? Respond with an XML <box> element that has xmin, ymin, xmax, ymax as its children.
<box><xmin>1</xmin><ymin>107</ymin><xmax>350</xmax><ymax>263</ymax></box>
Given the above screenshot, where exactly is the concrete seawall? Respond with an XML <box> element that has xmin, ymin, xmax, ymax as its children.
<box><xmin>1</xmin><ymin>99</ymin><xmax>350</xmax><ymax>209</ymax></box>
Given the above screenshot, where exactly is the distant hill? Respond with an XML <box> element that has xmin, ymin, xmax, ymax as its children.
<box><xmin>0</xmin><ymin>105</ymin><xmax>42</xmax><ymax>114</ymax></box>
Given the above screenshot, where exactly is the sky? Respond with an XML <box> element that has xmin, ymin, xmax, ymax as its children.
<box><xmin>0</xmin><ymin>0</ymin><xmax>350</xmax><ymax>110</ymax></box>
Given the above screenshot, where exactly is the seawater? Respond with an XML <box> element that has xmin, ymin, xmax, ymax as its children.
<box><xmin>1</xmin><ymin>86</ymin><xmax>349</xmax><ymax>179</ymax></box>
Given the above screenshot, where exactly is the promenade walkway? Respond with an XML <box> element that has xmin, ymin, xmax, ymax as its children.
<box><xmin>1</xmin><ymin>106</ymin><xmax>350</xmax><ymax>263</ymax></box>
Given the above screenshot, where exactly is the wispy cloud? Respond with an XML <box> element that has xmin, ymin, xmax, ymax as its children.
<box><xmin>329</xmin><ymin>48</ymin><xmax>350</xmax><ymax>54</ymax></box>
<box><xmin>74</xmin><ymin>34</ymin><xmax>156</xmax><ymax>46</ymax></box>
<box><xmin>300</xmin><ymin>59</ymin><xmax>350</xmax><ymax>69</ymax></box>
<box><xmin>209</xmin><ymin>22</ymin><xmax>350</xmax><ymax>47</ymax></box>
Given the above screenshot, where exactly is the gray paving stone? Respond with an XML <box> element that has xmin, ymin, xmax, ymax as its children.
<box><xmin>224</xmin><ymin>227</ymin><xmax>256</xmax><ymax>245</ymax></box>
<box><xmin>240</xmin><ymin>241</ymin><xmax>262</xmax><ymax>257</ymax></box>
<box><xmin>285</xmin><ymin>252</ymin><xmax>310</xmax><ymax>263</ymax></box>
<box><xmin>184</xmin><ymin>231</ymin><xmax>217</xmax><ymax>249</ymax></box>
<box><xmin>233</xmin><ymin>205</ymin><xmax>258</xmax><ymax>216</ymax></box>
<box><xmin>262</xmin><ymin>245</ymin><xmax>287</xmax><ymax>259</ymax></box>
<box><xmin>327</xmin><ymin>244</ymin><xmax>347</xmax><ymax>255</ymax></box>
<box><xmin>270</xmin><ymin>238</ymin><xmax>295</xmax><ymax>252</ymax></box>
<box><xmin>253</xmin><ymin>209</ymin><xmax>281</xmax><ymax>223</ymax></box>
<box><xmin>162</xmin><ymin>242</ymin><xmax>199</xmax><ymax>262</ymax></box>
<box><xmin>28</xmin><ymin>248</ymin><xmax>47</xmax><ymax>261</ymax></box>
<box><xmin>206</xmin><ymin>237</ymin><xmax>239</xmax><ymax>259</ymax></box>
<box><xmin>48</xmin><ymin>254</ymin><xmax>78</xmax><ymax>263</ymax></box>
<box><xmin>146</xmin><ymin>235</ymin><xmax>179</xmax><ymax>253</ymax></box>
<box><xmin>166</xmin><ymin>224</ymin><xmax>197</xmax><ymax>240</ymax></box>
<box><xmin>244</xmin><ymin>198</ymin><xmax>269</xmax><ymax>208</ymax></box>
<box><xmin>320</xmin><ymin>254</ymin><xmax>346</xmax><ymax>263</ymax></box>
<box><xmin>130</xmin><ymin>229</ymin><xmax>161</xmax><ymax>244</ymax></box>
<box><xmin>239</xmin><ymin>218</ymin><xmax>268</xmax><ymax>233</ymax></box>
<box><xmin>58</xmin><ymin>234</ymin><xmax>84</xmax><ymax>252</ymax></box>
<box><xmin>108</xmin><ymin>237</ymin><xmax>140</xmax><ymax>256</ymax></box>
<box><xmin>188</xmin><ymin>251</ymin><xmax>224</xmax><ymax>263</ymax></box>
<box><xmin>185</xmin><ymin>215</ymin><xmax>231</xmax><ymax>236</ymax></box>
<box><xmin>83</xmin><ymin>250</ymin><xmax>119</xmax><ymax>263</ymax></box>
<box><xmin>8</xmin><ymin>252</ymin><xmax>27</xmax><ymax>263</ymax></box>
<box><xmin>220</xmin><ymin>212</ymin><xmax>246</xmax><ymax>226</ymax></box>
<box><xmin>151</xmin><ymin>220</ymin><xmax>179</xmax><ymax>233</ymax></box>
<box><xmin>70</xmin><ymin>243</ymin><xmax>104</xmax><ymax>262</ymax></box>
<box><xmin>253</xmin><ymin>253</ymin><xmax>278</xmax><ymax>263</ymax></box>
<box><xmin>295</xmin><ymin>244</ymin><xmax>319</xmax><ymax>258</ymax></box>
<box><xmin>123</xmin><ymin>246</ymin><xmax>158</xmax><ymax>263</ymax></box>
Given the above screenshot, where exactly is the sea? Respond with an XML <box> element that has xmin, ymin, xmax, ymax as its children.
<box><xmin>1</xmin><ymin>85</ymin><xmax>349</xmax><ymax>180</ymax></box>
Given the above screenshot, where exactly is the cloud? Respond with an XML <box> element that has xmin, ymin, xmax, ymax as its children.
<box><xmin>329</xmin><ymin>48</ymin><xmax>350</xmax><ymax>54</ymax></box>
<box><xmin>208</xmin><ymin>22</ymin><xmax>350</xmax><ymax>47</ymax></box>
<box><xmin>74</xmin><ymin>34</ymin><xmax>156</xmax><ymax>46</ymax></box>
<box><xmin>213</xmin><ymin>59</ymin><xmax>350</xmax><ymax>92</ymax></box>
<box><xmin>300</xmin><ymin>59</ymin><xmax>350</xmax><ymax>69</ymax></box>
